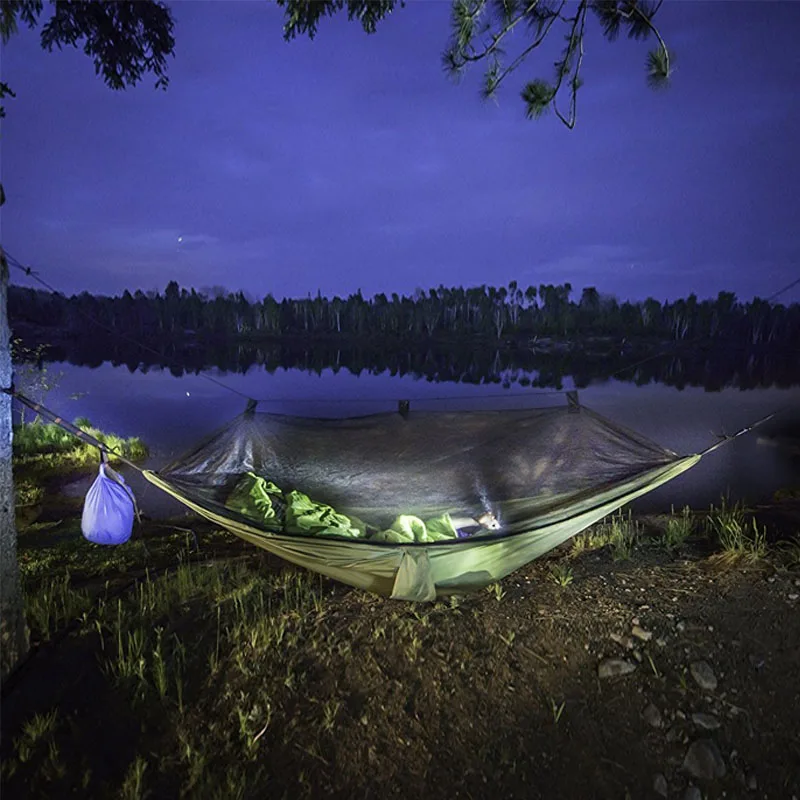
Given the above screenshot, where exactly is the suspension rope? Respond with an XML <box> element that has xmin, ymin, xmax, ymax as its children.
<box><xmin>766</xmin><ymin>274</ymin><xmax>800</xmax><ymax>303</ymax></box>
<box><xmin>698</xmin><ymin>410</ymin><xmax>783</xmax><ymax>457</ymax></box>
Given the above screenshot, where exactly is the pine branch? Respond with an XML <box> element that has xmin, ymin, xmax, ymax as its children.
<box><xmin>550</xmin><ymin>0</ymin><xmax>588</xmax><ymax>128</ymax></box>
<box><xmin>521</xmin><ymin>79</ymin><xmax>555</xmax><ymax>118</ymax></box>
<box><xmin>629</xmin><ymin>2</ymin><xmax>671</xmax><ymax>85</ymax></box>
<box><xmin>646</xmin><ymin>46</ymin><xmax>671</xmax><ymax>89</ymax></box>
<box><xmin>485</xmin><ymin>0</ymin><xmax>563</xmax><ymax>96</ymax></box>
<box><xmin>445</xmin><ymin>0</ymin><xmax>540</xmax><ymax>70</ymax></box>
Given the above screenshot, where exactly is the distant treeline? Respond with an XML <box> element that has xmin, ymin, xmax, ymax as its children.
<box><xmin>9</xmin><ymin>281</ymin><xmax>800</xmax><ymax>345</ymax></box>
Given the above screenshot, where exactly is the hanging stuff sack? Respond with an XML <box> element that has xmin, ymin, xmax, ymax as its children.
<box><xmin>81</xmin><ymin>454</ymin><xmax>137</xmax><ymax>546</ymax></box>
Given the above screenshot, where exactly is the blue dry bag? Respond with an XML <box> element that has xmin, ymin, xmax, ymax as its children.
<box><xmin>81</xmin><ymin>462</ymin><xmax>136</xmax><ymax>546</ymax></box>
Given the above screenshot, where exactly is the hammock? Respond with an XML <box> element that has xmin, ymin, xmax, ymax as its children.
<box><xmin>140</xmin><ymin>395</ymin><xmax>702</xmax><ymax>601</ymax></box>
<box><xmin>11</xmin><ymin>387</ymin><xmax>769</xmax><ymax>601</ymax></box>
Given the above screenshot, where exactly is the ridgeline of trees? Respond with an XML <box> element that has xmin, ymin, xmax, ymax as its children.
<box><xmin>9</xmin><ymin>281</ymin><xmax>800</xmax><ymax>348</ymax></box>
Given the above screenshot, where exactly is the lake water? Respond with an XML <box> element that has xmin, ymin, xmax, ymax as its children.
<box><xmin>33</xmin><ymin>362</ymin><xmax>800</xmax><ymax>520</ymax></box>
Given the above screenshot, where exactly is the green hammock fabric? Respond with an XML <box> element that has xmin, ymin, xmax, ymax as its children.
<box><xmin>142</xmin><ymin>400</ymin><xmax>704</xmax><ymax>601</ymax></box>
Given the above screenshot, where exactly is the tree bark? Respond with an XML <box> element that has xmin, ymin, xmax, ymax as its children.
<box><xmin>0</xmin><ymin>256</ymin><xmax>29</xmax><ymax>681</ymax></box>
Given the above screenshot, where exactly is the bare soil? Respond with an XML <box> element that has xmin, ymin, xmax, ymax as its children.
<box><xmin>2</xmin><ymin>504</ymin><xmax>799</xmax><ymax>800</ymax></box>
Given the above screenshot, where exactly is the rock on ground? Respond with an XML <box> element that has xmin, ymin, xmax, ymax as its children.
<box><xmin>597</xmin><ymin>658</ymin><xmax>636</xmax><ymax>679</ymax></box>
<box><xmin>643</xmin><ymin>703</ymin><xmax>663</xmax><ymax>729</ymax></box>
<box><xmin>691</xmin><ymin>712</ymin><xmax>721</xmax><ymax>731</ymax></box>
<box><xmin>690</xmin><ymin>660</ymin><xmax>718</xmax><ymax>691</ymax></box>
<box><xmin>683</xmin><ymin>738</ymin><xmax>726</xmax><ymax>780</ymax></box>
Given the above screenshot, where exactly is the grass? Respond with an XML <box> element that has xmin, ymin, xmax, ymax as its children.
<box><xmin>17</xmin><ymin>521</ymin><xmax>233</xmax><ymax>587</ymax></box>
<box><xmin>13</xmin><ymin>418</ymin><xmax>148</xmax><ymax>476</ymax></box>
<box><xmin>487</xmin><ymin>581</ymin><xmax>506</xmax><ymax>602</ymax></box>
<box><xmin>120</xmin><ymin>757</ymin><xmax>148</xmax><ymax>800</ymax></box>
<box><xmin>777</xmin><ymin>535</ymin><xmax>800</xmax><ymax>570</ymax></box>
<box><xmin>15</xmin><ymin>478</ymin><xmax>45</xmax><ymax>508</ymax></box>
<box><xmin>548</xmin><ymin>563</ymin><xmax>574</xmax><ymax>587</ymax></box>
<box><xmin>570</xmin><ymin>510</ymin><xmax>640</xmax><ymax>561</ymax></box>
<box><xmin>6</xmin><ymin>502</ymin><xmax>797</xmax><ymax>799</ymax></box>
<box><xmin>25</xmin><ymin>572</ymin><xmax>93</xmax><ymax>641</ymax></box>
<box><xmin>1</xmin><ymin>709</ymin><xmax>66</xmax><ymax>788</ymax></box>
<box><xmin>607</xmin><ymin>510</ymin><xmax>639</xmax><ymax>560</ymax></box>
<box><xmin>663</xmin><ymin>505</ymin><xmax>694</xmax><ymax>551</ymax></box>
<box><xmin>705</xmin><ymin>497</ymin><xmax>768</xmax><ymax>563</ymax></box>
<box><xmin>15</xmin><ymin>709</ymin><xmax>59</xmax><ymax>764</ymax></box>
<box><xmin>7</xmin><ymin>431</ymin><xmax>798</xmax><ymax>799</ymax></box>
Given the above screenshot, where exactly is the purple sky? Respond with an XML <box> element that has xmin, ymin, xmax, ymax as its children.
<box><xmin>3</xmin><ymin>1</ymin><xmax>799</xmax><ymax>304</ymax></box>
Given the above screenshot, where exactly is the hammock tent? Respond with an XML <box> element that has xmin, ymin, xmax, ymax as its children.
<box><xmin>138</xmin><ymin>394</ymin><xmax>704</xmax><ymax>601</ymax></box>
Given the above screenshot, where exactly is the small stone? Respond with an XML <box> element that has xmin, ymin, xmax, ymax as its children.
<box><xmin>632</xmin><ymin>624</ymin><xmax>653</xmax><ymax>642</ymax></box>
<box><xmin>748</xmin><ymin>654</ymin><xmax>765</xmax><ymax>671</ymax></box>
<box><xmin>643</xmin><ymin>703</ymin><xmax>663</xmax><ymax>728</ymax></box>
<box><xmin>598</xmin><ymin>658</ymin><xmax>637</xmax><ymax>678</ymax></box>
<box><xmin>690</xmin><ymin>661</ymin><xmax>718</xmax><ymax>691</ymax></box>
<box><xmin>684</xmin><ymin>787</ymin><xmax>702</xmax><ymax>800</ymax></box>
<box><xmin>610</xmin><ymin>632</ymin><xmax>635</xmax><ymax>650</ymax></box>
<box><xmin>677</xmin><ymin>621</ymin><xmax>686</xmax><ymax>632</ymax></box>
<box><xmin>666</xmin><ymin>725</ymin><xmax>682</xmax><ymax>743</ymax></box>
<box><xmin>692</xmin><ymin>712</ymin><xmax>721</xmax><ymax>730</ymax></box>
<box><xmin>747</xmin><ymin>773</ymin><xmax>758</xmax><ymax>790</ymax></box>
<box><xmin>653</xmin><ymin>772</ymin><xmax>668</xmax><ymax>798</ymax></box>
<box><xmin>683</xmin><ymin>738</ymin><xmax>727</xmax><ymax>780</ymax></box>
<box><xmin>789</xmin><ymin>593</ymin><xmax>799</xmax><ymax>601</ymax></box>
<box><xmin>656</xmin><ymin>638</ymin><xmax>667</xmax><ymax>648</ymax></box>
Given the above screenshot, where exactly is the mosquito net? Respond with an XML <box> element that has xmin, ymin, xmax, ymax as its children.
<box><xmin>154</xmin><ymin>400</ymin><xmax>683</xmax><ymax>532</ymax></box>
<box><xmin>144</xmin><ymin>399</ymin><xmax>700</xmax><ymax>599</ymax></box>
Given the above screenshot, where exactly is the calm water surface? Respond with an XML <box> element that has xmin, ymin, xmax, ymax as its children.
<box><xmin>39</xmin><ymin>363</ymin><xmax>800</xmax><ymax>520</ymax></box>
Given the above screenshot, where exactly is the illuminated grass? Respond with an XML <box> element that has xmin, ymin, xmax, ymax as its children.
<box><xmin>13</xmin><ymin>418</ymin><xmax>148</xmax><ymax>470</ymax></box>
<box><xmin>705</xmin><ymin>497</ymin><xmax>768</xmax><ymax>563</ymax></box>
<box><xmin>663</xmin><ymin>505</ymin><xmax>694</xmax><ymax>551</ymax></box>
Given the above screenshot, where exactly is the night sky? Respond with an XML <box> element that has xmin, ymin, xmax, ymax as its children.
<box><xmin>3</xmin><ymin>1</ymin><xmax>800</xmax><ymax>304</ymax></box>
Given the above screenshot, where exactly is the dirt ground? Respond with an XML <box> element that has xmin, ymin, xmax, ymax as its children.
<box><xmin>2</xmin><ymin>504</ymin><xmax>799</xmax><ymax>800</ymax></box>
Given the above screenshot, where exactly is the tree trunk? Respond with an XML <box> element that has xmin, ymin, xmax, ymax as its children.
<box><xmin>0</xmin><ymin>258</ymin><xmax>28</xmax><ymax>681</ymax></box>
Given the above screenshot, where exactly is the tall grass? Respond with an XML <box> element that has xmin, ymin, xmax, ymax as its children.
<box><xmin>25</xmin><ymin>573</ymin><xmax>92</xmax><ymax>641</ymax></box>
<box><xmin>705</xmin><ymin>497</ymin><xmax>767</xmax><ymax>563</ymax></box>
<box><xmin>663</xmin><ymin>505</ymin><xmax>694</xmax><ymax>551</ymax></box>
<box><xmin>13</xmin><ymin>418</ymin><xmax>148</xmax><ymax>466</ymax></box>
<box><xmin>570</xmin><ymin>510</ymin><xmax>640</xmax><ymax>560</ymax></box>
<box><xmin>608</xmin><ymin>510</ymin><xmax>639</xmax><ymax>560</ymax></box>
